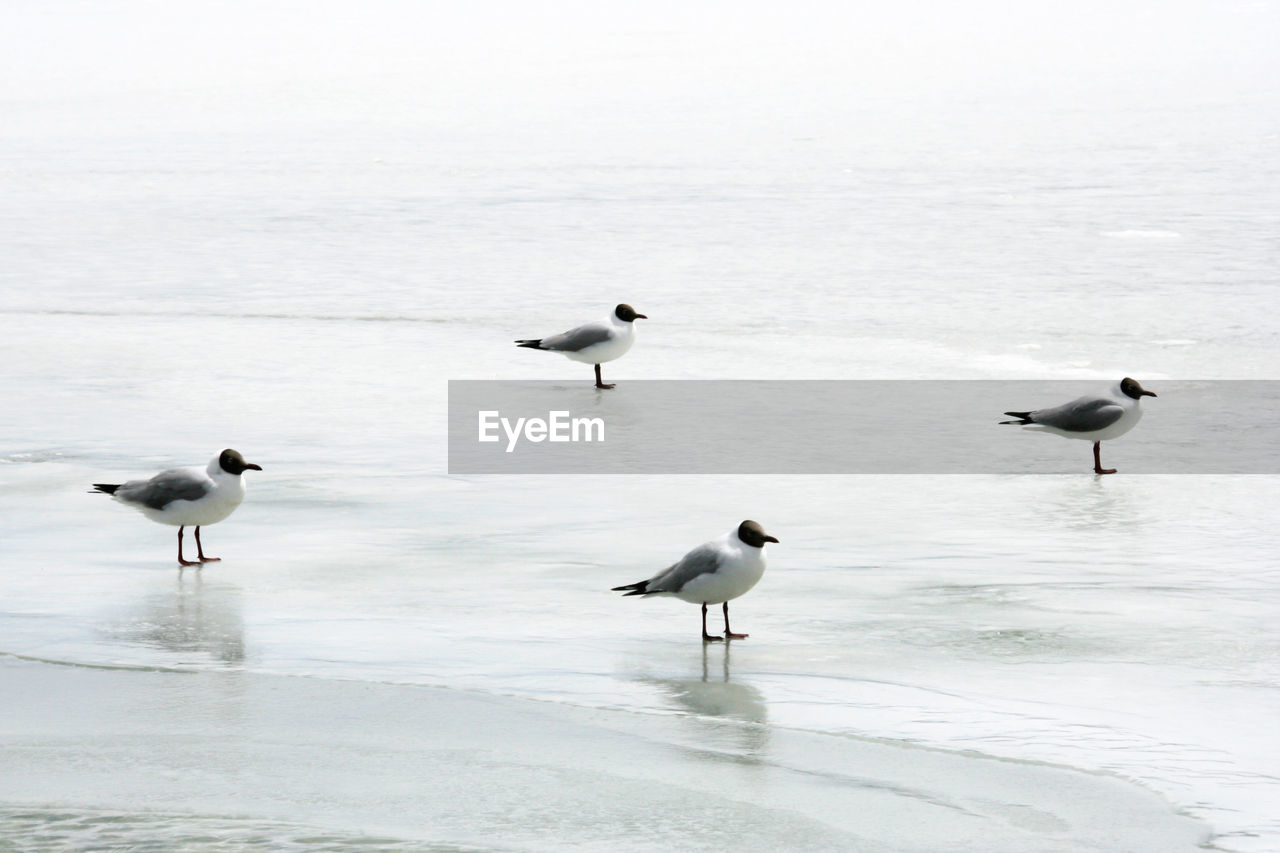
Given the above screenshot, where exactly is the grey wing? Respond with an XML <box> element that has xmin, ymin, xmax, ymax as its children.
<box><xmin>115</xmin><ymin>468</ymin><xmax>212</xmax><ymax>510</ymax></box>
<box><xmin>538</xmin><ymin>322</ymin><xmax>612</xmax><ymax>352</ymax></box>
<box><xmin>1032</xmin><ymin>396</ymin><xmax>1126</xmax><ymax>432</ymax></box>
<box><xmin>647</xmin><ymin>543</ymin><xmax>724</xmax><ymax>594</ymax></box>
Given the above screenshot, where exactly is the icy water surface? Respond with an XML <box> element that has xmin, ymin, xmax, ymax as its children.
<box><xmin>3</xmin><ymin>0</ymin><xmax>1279</xmax><ymax>850</ymax></box>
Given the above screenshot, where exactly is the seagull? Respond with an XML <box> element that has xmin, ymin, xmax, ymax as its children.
<box><xmin>612</xmin><ymin>520</ymin><xmax>778</xmax><ymax>642</ymax></box>
<box><xmin>92</xmin><ymin>449</ymin><xmax>262</xmax><ymax>565</ymax></box>
<box><xmin>516</xmin><ymin>303</ymin><xmax>647</xmax><ymax>389</ymax></box>
<box><xmin>1000</xmin><ymin>377</ymin><xmax>1157</xmax><ymax>474</ymax></box>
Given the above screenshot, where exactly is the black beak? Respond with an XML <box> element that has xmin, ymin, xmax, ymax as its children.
<box><xmin>635</xmin><ymin>313</ymin><xmax>648</xmax><ymax>320</ymax></box>
<box><xmin>1142</xmin><ymin>390</ymin><xmax>1157</xmax><ymax>398</ymax></box>
<box><xmin>245</xmin><ymin>463</ymin><xmax>263</xmax><ymax>471</ymax></box>
<box><xmin>764</xmin><ymin>535</ymin><xmax>779</xmax><ymax>544</ymax></box>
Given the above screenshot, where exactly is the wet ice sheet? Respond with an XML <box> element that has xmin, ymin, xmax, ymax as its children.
<box><xmin>2</xmin><ymin>457</ymin><xmax>1276</xmax><ymax>849</ymax></box>
<box><xmin>0</xmin><ymin>658</ymin><xmax>1207</xmax><ymax>853</ymax></box>
<box><xmin>0</xmin><ymin>808</ymin><xmax>441</xmax><ymax>853</ymax></box>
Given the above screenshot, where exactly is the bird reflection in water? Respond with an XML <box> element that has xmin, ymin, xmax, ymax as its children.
<box><xmin>642</xmin><ymin>642</ymin><xmax>770</xmax><ymax>756</ymax></box>
<box><xmin>107</xmin><ymin>571</ymin><xmax>246</xmax><ymax>665</ymax></box>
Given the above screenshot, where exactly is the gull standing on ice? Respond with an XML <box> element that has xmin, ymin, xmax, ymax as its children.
<box><xmin>1000</xmin><ymin>377</ymin><xmax>1157</xmax><ymax>474</ymax></box>
<box><xmin>92</xmin><ymin>449</ymin><xmax>263</xmax><ymax>565</ymax></box>
<box><xmin>613</xmin><ymin>520</ymin><xmax>778</xmax><ymax>642</ymax></box>
<box><xmin>516</xmin><ymin>303</ymin><xmax>646</xmax><ymax>389</ymax></box>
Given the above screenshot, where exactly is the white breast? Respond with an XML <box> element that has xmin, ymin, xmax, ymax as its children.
<box><xmin>1037</xmin><ymin>400</ymin><xmax>1143</xmax><ymax>442</ymax></box>
<box><xmin>1091</xmin><ymin>403</ymin><xmax>1143</xmax><ymax>441</ymax></box>
<box><xmin>564</xmin><ymin>323</ymin><xmax>635</xmax><ymax>364</ymax></box>
<box><xmin>141</xmin><ymin>476</ymin><xmax>246</xmax><ymax>526</ymax></box>
<box><xmin>674</xmin><ymin>544</ymin><xmax>767</xmax><ymax>605</ymax></box>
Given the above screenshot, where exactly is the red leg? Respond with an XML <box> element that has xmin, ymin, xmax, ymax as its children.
<box><xmin>723</xmin><ymin>601</ymin><xmax>748</xmax><ymax>639</ymax></box>
<box><xmin>701</xmin><ymin>603</ymin><xmax>723</xmax><ymax>642</ymax></box>
<box><xmin>177</xmin><ymin>526</ymin><xmax>200</xmax><ymax>566</ymax></box>
<box><xmin>1093</xmin><ymin>441</ymin><xmax>1116</xmax><ymax>475</ymax></box>
<box><xmin>594</xmin><ymin>363</ymin><xmax>615</xmax><ymax>390</ymax></box>
<box><xmin>194</xmin><ymin>526</ymin><xmax>220</xmax><ymax>562</ymax></box>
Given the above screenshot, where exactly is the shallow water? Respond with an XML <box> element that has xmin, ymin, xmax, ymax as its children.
<box><xmin>3</xmin><ymin>0</ymin><xmax>1279</xmax><ymax>850</ymax></box>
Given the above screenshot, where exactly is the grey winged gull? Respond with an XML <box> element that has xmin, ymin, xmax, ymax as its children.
<box><xmin>1000</xmin><ymin>377</ymin><xmax>1157</xmax><ymax>474</ymax></box>
<box><xmin>516</xmin><ymin>303</ymin><xmax>646</xmax><ymax>389</ymax></box>
<box><xmin>92</xmin><ymin>449</ymin><xmax>262</xmax><ymax>565</ymax></box>
<box><xmin>613</xmin><ymin>520</ymin><xmax>778</xmax><ymax>641</ymax></box>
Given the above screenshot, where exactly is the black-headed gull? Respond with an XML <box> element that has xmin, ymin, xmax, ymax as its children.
<box><xmin>613</xmin><ymin>520</ymin><xmax>778</xmax><ymax>641</ymax></box>
<box><xmin>516</xmin><ymin>303</ymin><xmax>646</xmax><ymax>389</ymax></box>
<box><xmin>1001</xmin><ymin>377</ymin><xmax>1157</xmax><ymax>474</ymax></box>
<box><xmin>93</xmin><ymin>449</ymin><xmax>262</xmax><ymax>565</ymax></box>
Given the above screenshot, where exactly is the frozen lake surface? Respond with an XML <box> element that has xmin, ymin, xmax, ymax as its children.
<box><xmin>2</xmin><ymin>0</ymin><xmax>1278</xmax><ymax>850</ymax></box>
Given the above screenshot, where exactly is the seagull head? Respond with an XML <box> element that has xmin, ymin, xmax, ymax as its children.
<box><xmin>614</xmin><ymin>304</ymin><xmax>647</xmax><ymax>322</ymax></box>
<box><xmin>1119</xmin><ymin>377</ymin><xmax>1157</xmax><ymax>399</ymax></box>
<box><xmin>737</xmin><ymin>520</ymin><xmax>779</xmax><ymax>548</ymax></box>
<box><xmin>218</xmin><ymin>449</ymin><xmax>263</xmax><ymax>475</ymax></box>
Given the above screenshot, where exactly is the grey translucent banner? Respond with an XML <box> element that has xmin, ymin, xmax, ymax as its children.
<box><xmin>447</xmin><ymin>380</ymin><xmax>1279</xmax><ymax>474</ymax></box>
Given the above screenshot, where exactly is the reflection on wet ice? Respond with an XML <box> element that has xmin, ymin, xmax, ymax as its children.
<box><xmin>105</xmin><ymin>572</ymin><xmax>245</xmax><ymax>665</ymax></box>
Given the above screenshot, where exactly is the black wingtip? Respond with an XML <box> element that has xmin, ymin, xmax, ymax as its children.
<box><xmin>612</xmin><ymin>580</ymin><xmax>649</xmax><ymax>595</ymax></box>
<box><xmin>999</xmin><ymin>411</ymin><xmax>1034</xmax><ymax>425</ymax></box>
<box><xmin>515</xmin><ymin>339</ymin><xmax>546</xmax><ymax>349</ymax></box>
<box><xmin>91</xmin><ymin>483</ymin><xmax>120</xmax><ymax>495</ymax></box>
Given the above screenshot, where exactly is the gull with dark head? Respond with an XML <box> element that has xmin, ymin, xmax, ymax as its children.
<box><xmin>516</xmin><ymin>303</ymin><xmax>646</xmax><ymax>389</ymax></box>
<box><xmin>613</xmin><ymin>520</ymin><xmax>778</xmax><ymax>641</ymax></box>
<box><xmin>1000</xmin><ymin>377</ymin><xmax>1157</xmax><ymax>474</ymax></box>
<box><xmin>92</xmin><ymin>449</ymin><xmax>263</xmax><ymax>565</ymax></box>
